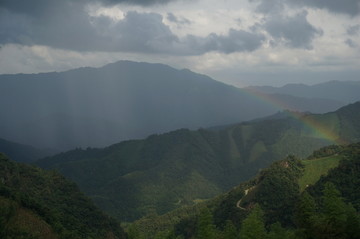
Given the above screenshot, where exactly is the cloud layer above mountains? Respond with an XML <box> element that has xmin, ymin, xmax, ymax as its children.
<box><xmin>0</xmin><ymin>0</ymin><xmax>266</xmax><ymax>54</ymax></box>
<box><xmin>0</xmin><ymin>0</ymin><xmax>359</xmax><ymax>86</ymax></box>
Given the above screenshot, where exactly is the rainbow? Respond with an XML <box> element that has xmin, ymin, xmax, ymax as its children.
<box><xmin>240</xmin><ymin>88</ymin><xmax>347</xmax><ymax>145</ymax></box>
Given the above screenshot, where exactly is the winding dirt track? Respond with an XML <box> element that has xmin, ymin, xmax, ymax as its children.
<box><xmin>236</xmin><ymin>188</ymin><xmax>250</xmax><ymax>210</ymax></box>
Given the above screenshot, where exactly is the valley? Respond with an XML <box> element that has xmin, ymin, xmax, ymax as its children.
<box><xmin>2</xmin><ymin>0</ymin><xmax>360</xmax><ymax>237</ymax></box>
<box><xmin>0</xmin><ymin>62</ymin><xmax>359</xmax><ymax>239</ymax></box>
<box><xmin>34</xmin><ymin>102</ymin><xmax>360</xmax><ymax>222</ymax></box>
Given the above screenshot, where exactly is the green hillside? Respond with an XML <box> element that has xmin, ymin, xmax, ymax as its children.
<box><xmin>0</xmin><ymin>153</ymin><xmax>126</xmax><ymax>239</ymax></box>
<box><xmin>135</xmin><ymin>143</ymin><xmax>360</xmax><ymax>239</ymax></box>
<box><xmin>298</xmin><ymin>155</ymin><xmax>341</xmax><ymax>191</ymax></box>
<box><xmin>36</xmin><ymin>102</ymin><xmax>360</xmax><ymax>222</ymax></box>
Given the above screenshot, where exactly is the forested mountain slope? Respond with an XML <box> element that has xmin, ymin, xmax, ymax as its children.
<box><xmin>36</xmin><ymin>102</ymin><xmax>360</xmax><ymax>222</ymax></box>
<box><xmin>0</xmin><ymin>153</ymin><xmax>126</xmax><ymax>239</ymax></box>
<box><xmin>132</xmin><ymin>143</ymin><xmax>360</xmax><ymax>239</ymax></box>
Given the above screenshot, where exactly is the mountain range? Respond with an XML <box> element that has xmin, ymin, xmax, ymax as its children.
<box><xmin>1</xmin><ymin>60</ymin><xmax>360</xmax><ymax>238</ymax></box>
<box><xmin>246</xmin><ymin>80</ymin><xmax>360</xmax><ymax>103</ymax></box>
<box><xmin>0</xmin><ymin>61</ymin><xmax>349</xmax><ymax>151</ymax></box>
<box><xmin>36</xmin><ymin>102</ymin><xmax>360</xmax><ymax>222</ymax></box>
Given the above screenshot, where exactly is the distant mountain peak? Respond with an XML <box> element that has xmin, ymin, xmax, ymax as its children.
<box><xmin>0</xmin><ymin>61</ymin><xmax>353</xmax><ymax>150</ymax></box>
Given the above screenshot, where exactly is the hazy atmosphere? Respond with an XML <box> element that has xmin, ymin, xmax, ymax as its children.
<box><xmin>1</xmin><ymin>0</ymin><xmax>359</xmax><ymax>86</ymax></box>
<box><xmin>1</xmin><ymin>1</ymin><xmax>360</xmax><ymax>239</ymax></box>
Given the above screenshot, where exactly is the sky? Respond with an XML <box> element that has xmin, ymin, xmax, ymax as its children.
<box><xmin>0</xmin><ymin>0</ymin><xmax>359</xmax><ymax>87</ymax></box>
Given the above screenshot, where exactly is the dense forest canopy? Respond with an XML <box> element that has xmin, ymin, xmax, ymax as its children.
<box><xmin>0</xmin><ymin>153</ymin><xmax>126</xmax><ymax>239</ymax></box>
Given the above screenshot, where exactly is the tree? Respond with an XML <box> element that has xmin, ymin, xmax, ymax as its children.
<box><xmin>239</xmin><ymin>204</ymin><xmax>266</xmax><ymax>239</ymax></box>
<box><xmin>294</xmin><ymin>191</ymin><xmax>317</xmax><ymax>238</ymax></box>
<box><xmin>344</xmin><ymin>204</ymin><xmax>360</xmax><ymax>239</ymax></box>
<box><xmin>127</xmin><ymin>224</ymin><xmax>145</xmax><ymax>239</ymax></box>
<box><xmin>322</xmin><ymin>182</ymin><xmax>347</xmax><ymax>233</ymax></box>
<box><xmin>196</xmin><ymin>208</ymin><xmax>217</xmax><ymax>239</ymax></box>
<box><xmin>221</xmin><ymin>220</ymin><xmax>238</xmax><ymax>239</ymax></box>
<box><xmin>267</xmin><ymin>222</ymin><xmax>293</xmax><ymax>239</ymax></box>
<box><xmin>254</xmin><ymin>158</ymin><xmax>302</xmax><ymax>226</ymax></box>
<box><xmin>312</xmin><ymin>182</ymin><xmax>348</xmax><ymax>239</ymax></box>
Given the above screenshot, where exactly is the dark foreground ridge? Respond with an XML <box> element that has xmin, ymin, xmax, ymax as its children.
<box><xmin>0</xmin><ymin>153</ymin><xmax>126</xmax><ymax>239</ymax></box>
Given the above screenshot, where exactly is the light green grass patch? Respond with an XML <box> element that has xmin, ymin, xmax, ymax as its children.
<box><xmin>299</xmin><ymin>156</ymin><xmax>341</xmax><ymax>191</ymax></box>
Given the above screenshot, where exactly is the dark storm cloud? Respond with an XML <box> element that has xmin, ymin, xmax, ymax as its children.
<box><xmin>0</xmin><ymin>0</ymin><xmax>179</xmax><ymax>14</ymax></box>
<box><xmin>0</xmin><ymin>0</ymin><xmax>265</xmax><ymax>54</ymax></box>
<box><xmin>0</xmin><ymin>0</ymin><xmax>178</xmax><ymax>52</ymax></box>
<box><xmin>0</xmin><ymin>8</ymin><xmax>32</xmax><ymax>45</ymax></box>
<box><xmin>263</xmin><ymin>11</ymin><xmax>323</xmax><ymax>49</ymax></box>
<box><xmin>0</xmin><ymin>0</ymin><xmax>179</xmax><ymax>53</ymax></box>
<box><xmin>0</xmin><ymin>0</ymin><xmax>112</xmax><ymax>51</ymax></box>
<box><xmin>0</xmin><ymin>0</ymin><xmax>62</xmax><ymax>16</ymax></box>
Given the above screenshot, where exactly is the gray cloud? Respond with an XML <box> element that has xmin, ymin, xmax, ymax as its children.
<box><xmin>0</xmin><ymin>0</ymin><xmax>179</xmax><ymax>15</ymax></box>
<box><xmin>345</xmin><ymin>38</ymin><xmax>358</xmax><ymax>48</ymax></box>
<box><xmin>0</xmin><ymin>9</ymin><xmax>32</xmax><ymax>45</ymax></box>
<box><xmin>0</xmin><ymin>1</ymin><xmax>111</xmax><ymax>51</ymax></box>
<box><xmin>105</xmin><ymin>14</ymin><xmax>265</xmax><ymax>54</ymax></box>
<box><xmin>249</xmin><ymin>0</ymin><xmax>326</xmax><ymax>49</ymax></box>
<box><xmin>0</xmin><ymin>1</ymin><xmax>179</xmax><ymax>52</ymax></box>
<box><xmin>4</xmin><ymin>0</ymin><xmax>347</xmax><ymax>55</ymax></box>
<box><xmin>102</xmin><ymin>0</ymin><xmax>178</xmax><ymax>6</ymax></box>
<box><xmin>0</xmin><ymin>0</ymin><xmax>180</xmax><ymax>53</ymax></box>
<box><xmin>263</xmin><ymin>11</ymin><xmax>323</xmax><ymax>49</ymax></box>
<box><xmin>290</xmin><ymin>0</ymin><xmax>360</xmax><ymax>16</ymax></box>
<box><xmin>347</xmin><ymin>24</ymin><xmax>360</xmax><ymax>35</ymax></box>
<box><xmin>253</xmin><ymin>0</ymin><xmax>285</xmax><ymax>14</ymax></box>
<box><xmin>185</xmin><ymin>29</ymin><xmax>265</xmax><ymax>54</ymax></box>
<box><xmin>0</xmin><ymin>0</ymin><xmax>266</xmax><ymax>55</ymax></box>
<box><xmin>105</xmin><ymin>11</ymin><xmax>179</xmax><ymax>53</ymax></box>
<box><xmin>167</xmin><ymin>13</ymin><xmax>191</xmax><ymax>25</ymax></box>
<box><xmin>250</xmin><ymin>0</ymin><xmax>360</xmax><ymax>16</ymax></box>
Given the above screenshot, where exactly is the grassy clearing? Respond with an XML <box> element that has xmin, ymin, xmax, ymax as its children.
<box><xmin>299</xmin><ymin>155</ymin><xmax>342</xmax><ymax>191</ymax></box>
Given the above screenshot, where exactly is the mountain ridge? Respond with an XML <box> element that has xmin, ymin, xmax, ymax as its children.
<box><xmin>0</xmin><ymin>60</ymin><xmax>346</xmax><ymax>150</ymax></box>
<box><xmin>36</xmin><ymin>101</ymin><xmax>360</xmax><ymax>222</ymax></box>
<box><xmin>0</xmin><ymin>137</ymin><xmax>55</xmax><ymax>163</ymax></box>
<box><xmin>246</xmin><ymin>80</ymin><xmax>360</xmax><ymax>103</ymax></box>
